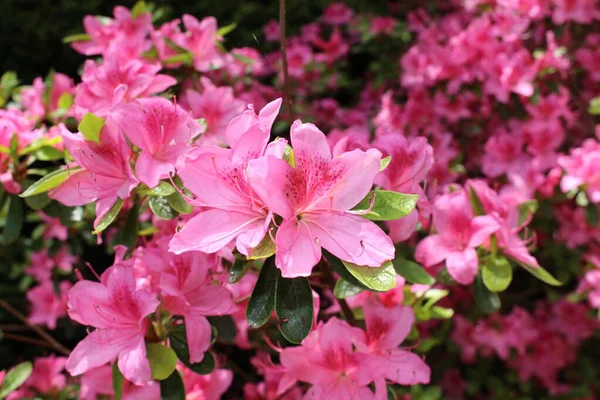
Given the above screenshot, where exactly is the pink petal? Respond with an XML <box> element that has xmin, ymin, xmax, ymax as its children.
<box><xmin>169</xmin><ymin>209</ymin><xmax>266</xmax><ymax>254</ymax></box>
<box><xmin>186</xmin><ymin>284</ymin><xmax>234</xmax><ymax>315</ymax></box>
<box><xmin>184</xmin><ymin>313</ymin><xmax>212</xmax><ymax>364</ymax></box>
<box><xmin>446</xmin><ymin>249</ymin><xmax>478</xmax><ymax>285</ymax></box>
<box><xmin>67</xmin><ymin>281</ymin><xmax>111</xmax><ymax>328</ymax></box>
<box><xmin>290</xmin><ymin>120</ymin><xmax>331</xmax><ymax>161</ymax></box>
<box><xmin>247</xmin><ymin>156</ymin><xmax>295</xmax><ymax>219</ymax></box>
<box><xmin>364</xmin><ymin>298</ymin><xmax>414</xmax><ymax>350</ymax></box>
<box><xmin>275</xmin><ymin>218</ymin><xmax>322</xmax><ymax>277</ymax></box>
<box><xmin>135</xmin><ymin>152</ymin><xmax>174</xmax><ymax>188</ymax></box>
<box><xmin>383</xmin><ymin>349</ymin><xmax>431</xmax><ymax>385</ymax></box>
<box><xmin>117</xmin><ymin>335</ymin><xmax>152</xmax><ymax>386</ymax></box>
<box><xmin>387</xmin><ymin>209</ymin><xmax>419</xmax><ymax>242</ymax></box>
<box><xmin>414</xmin><ymin>235</ymin><xmax>452</xmax><ymax>268</ymax></box>
<box><xmin>49</xmin><ymin>170</ymin><xmax>98</xmax><ymax>206</ymax></box>
<box><xmin>305</xmin><ymin>213</ymin><xmax>394</xmax><ymax>267</ymax></box>
<box><xmin>257</xmin><ymin>98</ymin><xmax>282</xmax><ymax>130</ymax></box>
<box><xmin>468</xmin><ymin>215</ymin><xmax>501</xmax><ymax>248</ymax></box>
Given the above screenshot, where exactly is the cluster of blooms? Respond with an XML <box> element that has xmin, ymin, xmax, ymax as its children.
<box><xmin>0</xmin><ymin>0</ymin><xmax>600</xmax><ymax>399</ymax></box>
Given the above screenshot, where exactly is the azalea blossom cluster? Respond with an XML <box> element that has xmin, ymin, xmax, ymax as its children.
<box><xmin>1</xmin><ymin>0</ymin><xmax>600</xmax><ymax>399</ymax></box>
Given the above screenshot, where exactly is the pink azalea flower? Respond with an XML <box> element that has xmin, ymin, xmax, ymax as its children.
<box><xmin>370</xmin><ymin>17</ymin><xmax>397</xmax><ymax>35</ymax></box>
<box><xmin>49</xmin><ymin>120</ymin><xmax>139</xmax><ymax>230</ymax></box>
<box><xmin>279</xmin><ymin>318</ymin><xmax>378</xmax><ymax>399</ymax></box>
<box><xmin>40</xmin><ymin>213</ymin><xmax>68</xmax><ymax>241</ymax></box>
<box><xmin>263</xmin><ymin>20</ymin><xmax>280</xmax><ymax>42</ymax></box>
<box><xmin>182</xmin><ymin>367</ymin><xmax>233</xmax><ymax>400</ymax></box>
<box><xmin>312</xmin><ymin>29</ymin><xmax>350</xmax><ymax>66</ymax></box>
<box><xmin>247</xmin><ymin>121</ymin><xmax>394</xmax><ymax>277</ymax></box>
<box><xmin>558</xmin><ymin>139</ymin><xmax>600</xmax><ymax>203</ymax></box>
<box><xmin>551</xmin><ymin>0</ymin><xmax>600</xmax><ymax>24</ymax></box>
<box><xmin>26</xmin><ymin>356</ymin><xmax>68</xmax><ymax>393</ymax></box>
<box><xmin>182</xmin><ymin>78</ymin><xmax>246</xmax><ymax>146</ymax></box>
<box><xmin>112</xmin><ymin>97</ymin><xmax>201</xmax><ymax>188</ymax></box>
<box><xmin>169</xmin><ymin>98</ymin><xmax>284</xmax><ymax>256</ymax></box>
<box><xmin>173</xmin><ymin>15</ymin><xmax>223</xmax><ymax>72</ymax></box>
<box><xmin>74</xmin><ymin>57</ymin><xmax>176</xmax><ymax>118</ymax></box>
<box><xmin>576</xmin><ymin>34</ymin><xmax>600</xmax><ymax>81</ymax></box>
<box><xmin>66</xmin><ymin>265</ymin><xmax>160</xmax><ymax>385</ymax></box>
<box><xmin>27</xmin><ymin>248</ymin><xmax>55</xmax><ymax>282</ymax></box>
<box><xmin>27</xmin><ymin>281</ymin><xmax>71</xmax><ymax>330</ymax></box>
<box><xmin>322</xmin><ymin>2</ymin><xmax>354</xmax><ymax>25</ymax></box>
<box><xmin>415</xmin><ymin>189</ymin><xmax>500</xmax><ymax>284</ymax></box>
<box><xmin>80</xmin><ymin>365</ymin><xmax>160</xmax><ymax>400</ymax></box>
<box><xmin>145</xmin><ymin>238</ymin><xmax>233</xmax><ymax>363</ymax></box>
<box><xmin>578</xmin><ymin>269</ymin><xmax>600</xmax><ymax>308</ymax></box>
<box><xmin>359</xmin><ymin>297</ymin><xmax>431</xmax><ymax>387</ymax></box>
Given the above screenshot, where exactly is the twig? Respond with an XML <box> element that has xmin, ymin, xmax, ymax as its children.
<box><xmin>279</xmin><ymin>0</ymin><xmax>295</xmax><ymax>124</ymax></box>
<box><xmin>0</xmin><ymin>324</ymin><xmax>33</xmax><ymax>331</ymax></box>
<box><xmin>3</xmin><ymin>333</ymin><xmax>58</xmax><ymax>352</ymax></box>
<box><xmin>0</xmin><ymin>298</ymin><xmax>71</xmax><ymax>356</ymax></box>
<box><xmin>319</xmin><ymin>262</ymin><xmax>358</xmax><ymax>327</ymax></box>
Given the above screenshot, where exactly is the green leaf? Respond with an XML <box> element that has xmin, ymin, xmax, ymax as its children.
<box><xmin>517</xmin><ymin>200</ymin><xmax>538</xmax><ymax>225</ymax></box>
<box><xmin>588</xmin><ymin>97</ymin><xmax>600</xmax><ymax>115</ymax></box>
<box><xmin>342</xmin><ymin>260</ymin><xmax>396</xmax><ymax>292</ymax></box>
<box><xmin>170</xmin><ymin>325</ymin><xmax>215</xmax><ymax>375</ymax></box>
<box><xmin>275</xmin><ymin>275</ymin><xmax>313</xmax><ymax>343</ymax></box>
<box><xmin>228</xmin><ymin>258</ymin><xmax>251</xmax><ymax>284</ymax></box>
<box><xmin>121</xmin><ymin>202</ymin><xmax>139</xmax><ymax>251</ymax></box>
<box><xmin>430</xmin><ymin>306</ymin><xmax>454</xmax><ymax>319</ymax></box>
<box><xmin>0</xmin><ymin>361</ymin><xmax>33</xmax><ymax>399</ymax></box>
<box><xmin>520</xmin><ymin>264</ymin><xmax>562</xmax><ymax>286</ymax></box>
<box><xmin>283</xmin><ymin>144</ymin><xmax>295</xmax><ymax>167</ymax></box>
<box><xmin>167</xmin><ymin>191</ymin><xmax>193</xmax><ymax>214</ymax></box>
<box><xmin>20</xmin><ymin>168</ymin><xmax>79</xmax><ymax>197</ymax></box>
<box><xmin>379</xmin><ymin>156</ymin><xmax>392</xmax><ymax>172</ymax></box>
<box><xmin>323</xmin><ymin>250</ymin><xmax>370</xmax><ymax>290</ymax></box>
<box><xmin>216</xmin><ymin>23</ymin><xmax>237</xmax><ymax>36</ymax></box>
<box><xmin>352</xmin><ymin>190</ymin><xmax>418</xmax><ymax>221</ymax></box>
<box><xmin>469</xmin><ymin>187</ymin><xmax>485</xmax><ymax>216</ymax></box>
<box><xmin>2</xmin><ymin>197</ymin><xmax>23</xmax><ymax>244</ymax></box>
<box><xmin>163</xmin><ymin>53</ymin><xmax>194</xmax><ymax>65</ymax></box>
<box><xmin>57</xmin><ymin>92</ymin><xmax>73</xmax><ymax>110</ymax></box>
<box><xmin>24</xmin><ymin>192</ymin><xmax>51</xmax><ymax>211</ymax></box>
<box><xmin>131</xmin><ymin>1</ymin><xmax>148</xmax><ymax>18</ymax></box>
<box><xmin>247</xmin><ymin>235</ymin><xmax>276</xmax><ymax>260</ymax></box>
<box><xmin>146</xmin><ymin>343</ymin><xmax>178</xmax><ymax>380</ymax></box>
<box><xmin>78</xmin><ymin>113</ymin><xmax>106</xmax><ymax>143</ymax></box>
<box><xmin>246</xmin><ymin>256</ymin><xmax>278</xmax><ymax>328</ymax></box>
<box><xmin>146</xmin><ymin>181</ymin><xmax>176</xmax><ymax>196</ymax></box>
<box><xmin>149</xmin><ymin>196</ymin><xmax>179</xmax><ymax>220</ymax></box>
<box><xmin>18</xmin><ymin>137</ymin><xmax>62</xmax><ymax>156</ymax></box>
<box><xmin>92</xmin><ymin>198</ymin><xmax>124</xmax><ymax>234</ymax></box>
<box><xmin>473</xmin><ymin>275</ymin><xmax>501</xmax><ymax>314</ymax></box>
<box><xmin>112</xmin><ymin>362</ymin><xmax>124</xmax><ymax>400</ymax></box>
<box><xmin>333</xmin><ymin>278</ymin><xmax>365</xmax><ymax>299</ymax></box>
<box><xmin>207</xmin><ymin>315</ymin><xmax>237</xmax><ymax>343</ymax></box>
<box><xmin>585</xmin><ymin>203</ymin><xmax>599</xmax><ymax>227</ymax></box>
<box><xmin>392</xmin><ymin>258</ymin><xmax>435</xmax><ymax>285</ymax></box>
<box><xmin>159</xmin><ymin>370</ymin><xmax>185</xmax><ymax>400</ymax></box>
<box><xmin>33</xmin><ymin>147</ymin><xmax>65</xmax><ymax>161</ymax></box>
<box><xmin>482</xmin><ymin>257</ymin><xmax>513</xmax><ymax>292</ymax></box>
<box><xmin>62</xmin><ymin>33</ymin><xmax>91</xmax><ymax>43</ymax></box>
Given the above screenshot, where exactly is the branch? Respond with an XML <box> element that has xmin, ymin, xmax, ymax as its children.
<box><xmin>3</xmin><ymin>333</ymin><xmax>59</xmax><ymax>352</ymax></box>
<box><xmin>0</xmin><ymin>298</ymin><xmax>71</xmax><ymax>356</ymax></box>
<box><xmin>279</xmin><ymin>0</ymin><xmax>295</xmax><ymax>125</ymax></box>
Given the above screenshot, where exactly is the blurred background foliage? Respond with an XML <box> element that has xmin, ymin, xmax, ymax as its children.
<box><xmin>0</xmin><ymin>0</ymin><xmax>391</xmax><ymax>82</ymax></box>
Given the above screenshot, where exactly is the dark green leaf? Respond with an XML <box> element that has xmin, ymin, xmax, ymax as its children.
<box><xmin>24</xmin><ymin>192</ymin><xmax>51</xmax><ymax>211</ymax></box>
<box><xmin>170</xmin><ymin>325</ymin><xmax>215</xmax><ymax>375</ymax></box>
<box><xmin>323</xmin><ymin>250</ymin><xmax>370</xmax><ymax>290</ymax></box>
<box><xmin>122</xmin><ymin>202</ymin><xmax>139</xmax><ymax>251</ymax></box>
<box><xmin>207</xmin><ymin>316</ymin><xmax>237</xmax><ymax>343</ymax></box>
<box><xmin>333</xmin><ymin>278</ymin><xmax>365</xmax><ymax>299</ymax></box>
<box><xmin>246</xmin><ymin>235</ymin><xmax>275</xmax><ymax>260</ymax></box>
<box><xmin>159</xmin><ymin>370</ymin><xmax>185</xmax><ymax>400</ymax></box>
<box><xmin>0</xmin><ymin>361</ymin><xmax>32</xmax><ymax>399</ymax></box>
<box><xmin>520</xmin><ymin>264</ymin><xmax>562</xmax><ymax>286</ymax></box>
<box><xmin>92</xmin><ymin>199</ymin><xmax>124</xmax><ymax>234</ymax></box>
<box><xmin>3</xmin><ymin>197</ymin><xmax>23</xmax><ymax>244</ymax></box>
<box><xmin>246</xmin><ymin>256</ymin><xmax>277</xmax><ymax>328</ymax></box>
<box><xmin>146</xmin><ymin>343</ymin><xmax>178</xmax><ymax>380</ymax></box>
<box><xmin>352</xmin><ymin>190</ymin><xmax>418</xmax><ymax>221</ymax></box>
<box><xmin>392</xmin><ymin>258</ymin><xmax>435</xmax><ymax>284</ymax></box>
<box><xmin>229</xmin><ymin>258</ymin><xmax>251</xmax><ymax>284</ymax></box>
<box><xmin>78</xmin><ymin>113</ymin><xmax>106</xmax><ymax>143</ymax></box>
<box><xmin>275</xmin><ymin>275</ymin><xmax>313</xmax><ymax>343</ymax></box>
<box><xmin>167</xmin><ymin>191</ymin><xmax>193</xmax><ymax>214</ymax></box>
<box><xmin>469</xmin><ymin>187</ymin><xmax>485</xmax><ymax>216</ymax></box>
<box><xmin>586</xmin><ymin>203</ymin><xmax>599</xmax><ymax>227</ymax></box>
<box><xmin>112</xmin><ymin>362</ymin><xmax>124</xmax><ymax>400</ymax></box>
<box><xmin>149</xmin><ymin>196</ymin><xmax>178</xmax><ymax>220</ymax></box>
<box><xmin>473</xmin><ymin>275</ymin><xmax>501</xmax><ymax>314</ymax></box>
<box><xmin>482</xmin><ymin>257</ymin><xmax>512</xmax><ymax>292</ymax></box>
<box><xmin>20</xmin><ymin>167</ymin><xmax>80</xmax><ymax>197</ymax></box>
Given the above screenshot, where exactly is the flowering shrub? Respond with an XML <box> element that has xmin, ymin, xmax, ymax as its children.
<box><xmin>1</xmin><ymin>0</ymin><xmax>600</xmax><ymax>399</ymax></box>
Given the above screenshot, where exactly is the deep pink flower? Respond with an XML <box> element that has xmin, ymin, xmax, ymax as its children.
<box><xmin>248</xmin><ymin>121</ymin><xmax>394</xmax><ymax>277</ymax></box>
<box><xmin>66</xmin><ymin>265</ymin><xmax>159</xmax><ymax>385</ymax></box>
<box><xmin>182</xmin><ymin>367</ymin><xmax>233</xmax><ymax>400</ymax></box>
<box><xmin>577</xmin><ymin>269</ymin><xmax>600</xmax><ymax>308</ymax></box>
<box><xmin>551</xmin><ymin>0</ymin><xmax>600</xmax><ymax>24</ymax></box>
<box><xmin>558</xmin><ymin>139</ymin><xmax>600</xmax><ymax>203</ymax></box>
<box><xmin>370</xmin><ymin>17</ymin><xmax>397</xmax><ymax>35</ymax></box>
<box><xmin>49</xmin><ymin>120</ymin><xmax>139</xmax><ymax>229</ymax></box>
<box><xmin>415</xmin><ymin>189</ymin><xmax>500</xmax><ymax>284</ymax></box>
<box><xmin>169</xmin><ymin>98</ymin><xmax>283</xmax><ymax>256</ymax></box>
<box><xmin>24</xmin><ymin>356</ymin><xmax>68</xmax><ymax>394</ymax></box>
<box><xmin>322</xmin><ymin>2</ymin><xmax>354</xmax><ymax>25</ymax></box>
<box><xmin>27</xmin><ymin>281</ymin><xmax>71</xmax><ymax>330</ymax></box>
<box><xmin>112</xmin><ymin>97</ymin><xmax>201</xmax><ymax>188</ymax></box>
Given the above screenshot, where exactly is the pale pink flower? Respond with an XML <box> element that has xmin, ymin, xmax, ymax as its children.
<box><xmin>80</xmin><ymin>366</ymin><xmax>113</xmax><ymax>400</ymax></box>
<box><xmin>173</xmin><ymin>15</ymin><xmax>223</xmax><ymax>72</ymax></box>
<box><xmin>169</xmin><ymin>98</ymin><xmax>284</xmax><ymax>257</ymax></box>
<box><xmin>24</xmin><ymin>356</ymin><xmax>68</xmax><ymax>394</ymax></box>
<box><xmin>248</xmin><ymin>121</ymin><xmax>394</xmax><ymax>277</ymax></box>
<box><xmin>66</xmin><ymin>265</ymin><xmax>160</xmax><ymax>385</ymax></box>
<box><xmin>415</xmin><ymin>189</ymin><xmax>500</xmax><ymax>284</ymax></box>
<box><xmin>263</xmin><ymin>20</ymin><xmax>280</xmax><ymax>42</ymax></box>
<box><xmin>558</xmin><ymin>139</ymin><xmax>600</xmax><ymax>203</ymax></box>
<box><xmin>577</xmin><ymin>269</ymin><xmax>600</xmax><ymax>308</ymax></box>
<box><xmin>27</xmin><ymin>248</ymin><xmax>55</xmax><ymax>282</ymax></box>
<box><xmin>182</xmin><ymin>367</ymin><xmax>233</xmax><ymax>400</ymax></box>
<box><xmin>74</xmin><ymin>57</ymin><xmax>176</xmax><ymax>118</ymax></box>
<box><xmin>40</xmin><ymin>213</ymin><xmax>68</xmax><ymax>241</ymax></box>
<box><xmin>49</xmin><ymin>121</ymin><xmax>139</xmax><ymax>230</ymax></box>
<box><xmin>27</xmin><ymin>281</ymin><xmax>71</xmax><ymax>330</ymax></box>
<box><xmin>112</xmin><ymin>97</ymin><xmax>201</xmax><ymax>188</ymax></box>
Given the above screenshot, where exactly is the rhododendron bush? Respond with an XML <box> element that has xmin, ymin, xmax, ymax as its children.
<box><xmin>2</xmin><ymin>0</ymin><xmax>600</xmax><ymax>398</ymax></box>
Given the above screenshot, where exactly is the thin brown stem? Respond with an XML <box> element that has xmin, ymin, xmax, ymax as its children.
<box><xmin>3</xmin><ymin>333</ymin><xmax>58</xmax><ymax>352</ymax></box>
<box><xmin>279</xmin><ymin>0</ymin><xmax>295</xmax><ymax>124</ymax></box>
<box><xmin>320</xmin><ymin>263</ymin><xmax>358</xmax><ymax>327</ymax></box>
<box><xmin>0</xmin><ymin>298</ymin><xmax>71</xmax><ymax>356</ymax></box>
<box><xmin>0</xmin><ymin>324</ymin><xmax>33</xmax><ymax>331</ymax></box>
